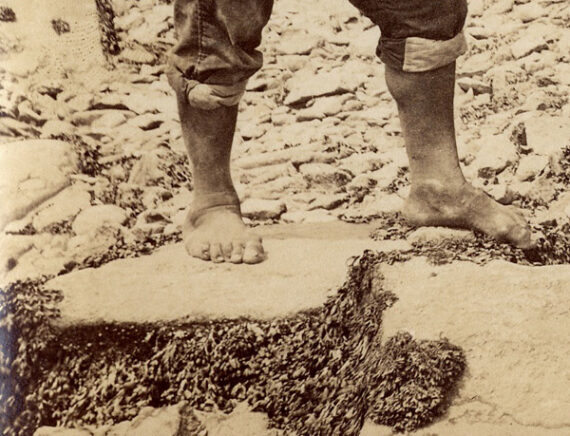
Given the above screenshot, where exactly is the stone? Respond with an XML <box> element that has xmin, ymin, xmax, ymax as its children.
<box><xmin>515</xmin><ymin>3</ymin><xmax>547</xmax><ymax>22</ymax></box>
<box><xmin>0</xmin><ymin>139</ymin><xmax>77</xmax><ymax>230</ymax></box>
<box><xmin>515</xmin><ymin>154</ymin><xmax>549</xmax><ymax>181</ymax></box>
<box><xmin>0</xmin><ymin>234</ymin><xmax>35</xmax><ymax>275</ymax></box>
<box><xmin>339</xmin><ymin>152</ymin><xmax>384</xmax><ymax>175</ymax></box>
<box><xmin>34</xmin><ymin>402</ymin><xmax>275</xmax><ymax>436</ymax></box>
<box><xmin>128</xmin><ymin>151</ymin><xmax>167</xmax><ymax>186</ymax></box>
<box><xmin>510</xmin><ymin>34</ymin><xmax>548</xmax><ymax>59</ymax></box>
<box><xmin>44</xmin><ymin>236</ymin><xmax>399</xmax><ymax>325</ymax></box>
<box><xmin>67</xmin><ymin>225</ymin><xmax>124</xmax><ymax>263</ymax></box>
<box><xmin>71</xmin><ymin>110</ymin><xmax>131</xmax><ymax>127</ymax></box>
<box><xmin>72</xmin><ymin>205</ymin><xmax>128</xmax><ymax>235</ymax></box>
<box><xmin>362</xmin><ymin>420</ymin><xmax>566</xmax><ymax>436</ymax></box>
<box><xmin>457</xmin><ymin>77</ymin><xmax>492</xmax><ymax>94</ymax></box>
<box><xmin>281</xmin><ymin>209</ymin><xmax>338</xmax><ymax>224</ymax></box>
<box><xmin>0</xmin><ymin>53</ymin><xmax>40</xmax><ymax>77</ymax></box>
<box><xmin>485</xmin><ymin>183</ymin><xmax>514</xmax><ymax>205</ymax></box>
<box><xmin>66</xmin><ymin>93</ymin><xmax>93</xmax><ymax>113</ymax></box>
<box><xmin>407</xmin><ymin>227</ymin><xmax>475</xmax><ymax>245</ymax></box>
<box><xmin>17</xmin><ymin>100</ymin><xmax>44</xmax><ymax>124</ymax></box>
<box><xmin>472</xmin><ymin>134</ymin><xmax>518</xmax><ymax>178</ymax></box>
<box><xmin>347</xmin><ymin>193</ymin><xmax>404</xmax><ymax>219</ymax></box>
<box><xmin>133</xmin><ymin>209</ymin><xmax>171</xmax><ymax>236</ymax></box>
<box><xmin>40</xmin><ymin>119</ymin><xmax>75</xmax><ymax>138</ymax></box>
<box><xmin>468</xmin><ymin>0</ymin><xmax>485</xmax><ymax>16</ymax></box>
<box><xmin>458</xmin><ymin>52</ymin><xmax>494</xmax><ymax>77</ymax></box>
<box><xmin>346</xmin><ymin>174</ymin><xmax>376</xmax><ymax>191</ymax></box>
<box><xmin>368</xmin><ymin>164</ymin><xmax>400</xmax><ymax>190</ymax></box>
<box><xmin>277</xmin><ymin>29</ymin><xmax>322</xmax><ymax>55</ymax></box>
<box><xmin>241</xmin><ymin>199</ymin><xmax>287</xmax><ymax>220</ymax></box>
<box><xmin>2</xmin><ymin>234</ymin><xmax>71</xmax><ymax>286</ymax></box>
<box><xmin>119</xmin><ymin>47</ymin><xmax>155</xmax><ymax>64</ymax></box>
<box><xmin>32</xmin><ymin>185</ymin><xmax>92</xmax><ymax>230</ymax></box>
<box><xmin>379</xmin><ymin>258</ymin><xmax>570</xmax><ymax>429</ymax></box>
<box><xmin>91</xmin><ymin>110</ymin><xmax>128</xmax><ymax>129</ymax></box>
<box><xmin>239</xmin><ymin>121</ymin><xmax>267</xmax><ymax>140</ymax></box>
<box><xmin>121</xmin><ymin>91</ymin><xmax>178</xmax><ymax>116</ymax></box>
<box><xmin>284</xmin><ymin>70</ymin><xmax>357</xmax><ymax>106</ymax></box>
<box><xmin>308</xmin><ymin>193</ymin><xmax>348</xmax><ymax>210</ymax></box>
<box><xmin>487</xmin><ymin>0</ymin><xmax>513</xmax><ymax>14</ymax></box>
<box><xmin>380</xmin><ymin>147</ymin><xmax>409</xmax><ymax>169</ymax></box>
<box><xmin>534</xmin><ymin>192</ymin><xmax>570</xmax><ymax>225</ymax></box>
<box><xmin>524</xmin><ymin>116</ymin><xmax>570</xmax><ymax>159</ymax></box>
<box><xmin>200</xmin><ymin>402</ymin><xmax>273</xmax><ymax>436</ymax></box>
<box><xmin>296</xmin><ymin>95</ymin><xmax>347</xmax><ymax>120</ymax></box>
<box><xmin>299</xmin><ymin>163</ymin><xmax>353</xmax><ymax>187</ymax></box>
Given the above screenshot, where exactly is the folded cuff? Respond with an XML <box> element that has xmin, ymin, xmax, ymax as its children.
<box><xmin>184</xmin><ymin>80</ymin><xmax>246</xmax><ymax>110</ymax></box>
<box><xmin>166</xmin><ymin>66</ymin><xmax>247</xmax><ymax>110</ymax></box>
<box><xmin>380</xmin><ymin>31</ymin><xmax>468</xmax><ymax>73</ymax></box>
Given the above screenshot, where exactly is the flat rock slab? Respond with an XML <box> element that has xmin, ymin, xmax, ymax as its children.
<box><xmin>45</xmin><ymin>238</ymin><xmax>406</xmax><ymax>325</ymax></box>
<box><xmin>0</xmin><ymin>140</ymin><xmax>77</xmax><ymax>230</ymax></box>
<box><xmin>373</xmin><ymin>258</ymin><xmax>570</xmax><ymax>431</ymax></box>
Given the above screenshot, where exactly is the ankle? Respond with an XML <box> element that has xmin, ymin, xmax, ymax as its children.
<box><xmin>410</xmin><ymin>178</ymin><xmax>468</xmax><ymax>195</ymax></box>
<box><xmin>188</xmin><ymin>191</ymin><xmax>241</xmax><ymax>224</ymax></box>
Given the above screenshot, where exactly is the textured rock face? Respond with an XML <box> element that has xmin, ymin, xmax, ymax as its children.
<box><xmin>376</xmin><ymin>258</ymin><xmax>570</xmax><ymax>430</ymax></box>
<box><xmin>44</xmin><ymin>237</ymin><xmax>403</xmax><ymax>325</ymax></box>
<box><xmin>0</xmin><ymin>139</ymin><xmax>77</xmax><ymax>229</ymax></box>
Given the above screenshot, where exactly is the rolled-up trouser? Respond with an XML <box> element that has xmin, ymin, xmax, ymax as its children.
<box><xmin>167</xmin><ymin>0</ymin><xmax>468</xmax><ymax>110</ymax></box>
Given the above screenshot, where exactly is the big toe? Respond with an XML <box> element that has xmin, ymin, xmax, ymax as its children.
<box><xmin>506</xmin><ymin>223</ymin><xmax>533</xmax><ymax>249</ymax></box>
<box><xmin>491</xmin><ymin>211</ymin><xmax>533</xmax><ymax>249</ymax></box>
<box><xmin>243</xmin><ymin>237</ymin><xmax>265</xmax><ymax>264</ymax></box>
<box><xmin>187</xmin><ymin>240</ymin><xmax>211</xmax><ymax>261</ymax></box>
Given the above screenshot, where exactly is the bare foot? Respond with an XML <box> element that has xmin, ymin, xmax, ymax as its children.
<box><xmin>403</xmin><ymin>181</ymin><xmax>533</xmax><ymax>249</ymax></box>
<box><xmin>184</xmin><ymin>205</ymin><xmax>265</xmax><ymax>264</ymax></box>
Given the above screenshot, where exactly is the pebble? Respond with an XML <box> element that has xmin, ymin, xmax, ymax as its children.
<box><xmin>119</xmin><ymin>47</ymin><xmax>156</xmax><ymax>64</ymax></box>
<box><xmin>457</xmin><ymin>77</ymin><xmax>492</xmax><ymax>94</ymax></box>
<box><xmin>72</xmin><ymin>205</ymin><xmax>129</xmax><ymax>235</ymax></box>
<box><xmin>40</xmin><ymin>119</ymin><xmax>75</xmax><ymax>138</ymax></box>
<box><xmin>524</xmin><ymin>116</ymin><xmax>570</xmax><ymax>158</ymax></box>
<box><xmin>277</xmin><ymin>29</ymin><xmax>322</xmax><ymax>55</ymax></box>
<box><xmin>515</xmin><ymin>3</ymin><xmax>548</xmax><ymax>22</ymax></box>
<box><xmin>299</xmin><ymin>163</ymin><xmax>353</xmax><ymax>187</ymax></box>
<box><xmin>241</xmin><ymin>199</ymin><xmax>287</xmax><ymax>220</ymax></box>
<box><xmin>1</xmin><ymin>139</ymin><xmax>77</xmax><ymax>230</ymax></box>
<box><xmin>32</xmin><ymin>185</ymin><xmax>92</xmax><ymax>231</ymax></box>
<box><xmin>91</xmin><ymin>110</ymin><xmax>128</xmax><ymax>129</ymax></box>
<box><xmin>281</xmin><ymin>209</ymin><xmax>338</xmax><ymax>224</ymax></box>
<box><xmin>128</xmin><ymin>151</ymin><xmax>167</xmax><ymax>186</ymax></box>
<box><xmin>284</xmin><ymin>70</ymin><xmax>355</xmax><ymax>106</ymax></box>
<box><xmin>515</xmin><ymin>155</ymin><xmax>549</xmax><ymax>181</ymax></box>
<box><xmin>308</xmin><ymin>193</ymin><xmax>348</xmax><ymax>210</ymax></box>
<box><xmin>472</xmin><ymin>134</ymin><xmax>519</xmax><ymax>179</ymax></box>
<box><xmin>339</xmin><ymin>152</ymin><xmax>384</xmax><ymax>175</ymax></box>
<box><xmin>511</xmin><ymin>35</ymin><xmax>548</xmax><ymax>59</ymax></box>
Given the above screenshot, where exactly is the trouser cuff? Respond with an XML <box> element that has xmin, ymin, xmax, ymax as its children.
<box><xmin>380</xmin><ymin>31</ymin><xmax>468</xmax><ymax>73</ymax></box>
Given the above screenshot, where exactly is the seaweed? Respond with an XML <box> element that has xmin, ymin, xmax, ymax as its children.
<box><xmin>1</xmin><ymin>252</ymin><xmax>467</xmax><ymax>436</ymax></box>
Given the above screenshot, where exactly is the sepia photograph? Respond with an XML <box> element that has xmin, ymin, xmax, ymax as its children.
<box><xmin>0</xmin><ymin>0</ymin><xmax>569</xmax><ymax>434</ymax></box>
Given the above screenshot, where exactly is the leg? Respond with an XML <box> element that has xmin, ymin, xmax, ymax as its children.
<box><xmin>350</xmin><ymin>0</ymin><xmax>532</xmax><ymax>248</ymax></box>
<box><xmin>168</xmin><ymin>0</ymin><xmax>273</xmax><ymax>263</ymax></box>
<box><xmin>386</xmin><ymin>63</ymin><xmax>532</xmax><ymax>248</ymax></box>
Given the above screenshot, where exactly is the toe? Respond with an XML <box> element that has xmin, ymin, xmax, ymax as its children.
<box><xmin>510</xmin><ymin>225</ymin><xmax>533</xmax><ymax>250</ymax></box>
<box><xmin>221</xmin><ymin>242</ymin><xmax>233</xmax><ymax>261</ymax></box>
<box><xmin>243</xmin><ymin>237</ymin><xmax>264</xmax><ymax>264</ymax></box>
<box><xmin>188</xmin><ymin>241</ymin><xmax>211</xmax><ymax>261</ymax></box>
<box><xmin>210</xmin><ymin>243</ymin><xmax>225</xmax><ymax>263</ymax></box>
<box><xmin>230</xmin><ymin>243</ymin><xmax>244</xmax><ymax>264</ymax></box>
